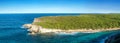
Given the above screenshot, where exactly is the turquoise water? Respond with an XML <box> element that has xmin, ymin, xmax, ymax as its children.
<box><xmin>0</xmin><ymin>14</ymin><xmax>119</xmax><ymax>43</ymax></box>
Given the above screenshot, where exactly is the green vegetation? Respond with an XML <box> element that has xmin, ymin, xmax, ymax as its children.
<box><xmin>33</xmin><ymin>14</ymin><xmax>120</xmax><ymax>30</ymax></box>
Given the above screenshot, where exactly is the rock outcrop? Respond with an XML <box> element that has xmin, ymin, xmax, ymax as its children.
<box><xmin>33</xmin><ymin>18</ymin><xmax>41</xmax><ymax>22</ymax></box>
<box><xmin>23</xmin><ymin>24</ymin><xmax>62</xmax><ymax>33</ymax></box>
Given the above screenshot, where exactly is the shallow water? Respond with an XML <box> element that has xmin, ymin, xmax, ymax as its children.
<box><xmin>0</xmin><ymin>14</ymin><xmax>119</xmax><ymax>43</ymax></box>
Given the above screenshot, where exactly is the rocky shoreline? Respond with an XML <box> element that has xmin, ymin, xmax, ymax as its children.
<box><xmin>23</xmin><ymin>24</ymin><xmax>120</xmax><ymax>35</ymax></box>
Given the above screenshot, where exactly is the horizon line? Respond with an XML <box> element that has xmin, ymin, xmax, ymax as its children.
<box><xmin>0</xmin><ymin>13</ymin><xmax>120</xmax><ymax>14</ymax></box>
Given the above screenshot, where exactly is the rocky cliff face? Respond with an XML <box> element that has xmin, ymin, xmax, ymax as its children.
<box><xmin>23</xmin><ymin>24</ymin><xmax>41</xmax><ymax>34</ymax></box>
<box><xmin>23</xmin><ymin>23</ymin><xmax>101</xmax><ymax>35</ymax></box>
<box><xmin>23</xmin><ymin>24</ymin><xmax>62</xmax><ymax>33</ymax></box>
<box><xmin>33</xmin><ymin>18</ymin><xmax>41</xmax><ymax>22</ymax></box>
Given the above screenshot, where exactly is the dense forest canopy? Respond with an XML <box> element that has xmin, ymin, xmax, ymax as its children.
<box><xmin>33</xmin><ymin>14</ymin><xmax>120</xmax><ymax>30</ymax></box>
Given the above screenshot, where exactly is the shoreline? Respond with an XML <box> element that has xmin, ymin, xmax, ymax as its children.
<box><xmin>23</xmin><ymin>24</ymin><xmax>120</xmax><ymax>35</ymax></box>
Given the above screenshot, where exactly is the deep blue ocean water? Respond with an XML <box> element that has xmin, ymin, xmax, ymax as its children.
<box><xmin>0</xmin><ymin>14</ymin><xmax>119</xmax><ymax>43</ymax></box>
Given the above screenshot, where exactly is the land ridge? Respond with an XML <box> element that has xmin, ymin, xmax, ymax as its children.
<box><xmin>23</xmin><ymin>14</ymin><xmax>120</xmax><ymax>34</ymax></box>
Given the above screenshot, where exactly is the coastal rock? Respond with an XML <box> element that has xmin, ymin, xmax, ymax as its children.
<box><xmin>33</xmin><ymin>18</ymin><xmax>41</xmax><ymax>22</ymax></box>
<box><xmin>23</xmin><ymin>23</ymin><xmax>120</xmax><ymax>35</ymax></box>
<box><xmin>23</xmin><ymin>24</ymin><xmax>99</xmax><ymax>34</ymax></box>
<box><xmin>23</xmin><ymin>24</ymin><xmax>40</xmax><ymax>34</ymax></box>
<box><xmin>23</xmin><ymin>24</ymin><xmax>32</xmax><ymax>28</ymax></box>
<box><xmin>23</xmin><ymin>24</ymin><xmax>62</xmax><ymax>33</ymax></box>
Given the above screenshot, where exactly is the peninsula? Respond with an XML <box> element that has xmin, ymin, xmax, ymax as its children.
<box><xmin>23</xmin><ymin>14</ymin><xmax>120</xmax><ymax>34</ymax></box>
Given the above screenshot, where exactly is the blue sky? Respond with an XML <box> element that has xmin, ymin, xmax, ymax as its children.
<box><xmin>0</xmin><ymin>0</ymin><xmax>120</xmax><ymax>13</ymax></box>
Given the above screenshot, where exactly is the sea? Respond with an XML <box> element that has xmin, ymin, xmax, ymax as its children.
<box><xmin>0</xmin><ymin>13</ymin><xmax>119</xmax><ymax>43</ymax></box>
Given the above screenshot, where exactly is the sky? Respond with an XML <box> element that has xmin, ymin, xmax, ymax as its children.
<box><xmin>0</xmin><ymin>0</ymin><xmax>120</xmax><ymax>13</ymax></box>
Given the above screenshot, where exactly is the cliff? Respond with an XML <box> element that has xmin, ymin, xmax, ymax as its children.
<box><xmin>23</xmin><ymin>23</ymin><xmax>120</xmax><ymax>35</ymax></box>
<box><xmin>23</xmin><ymin>24</ymin><xmax>120</xmax><ymax>35</ymax></box>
